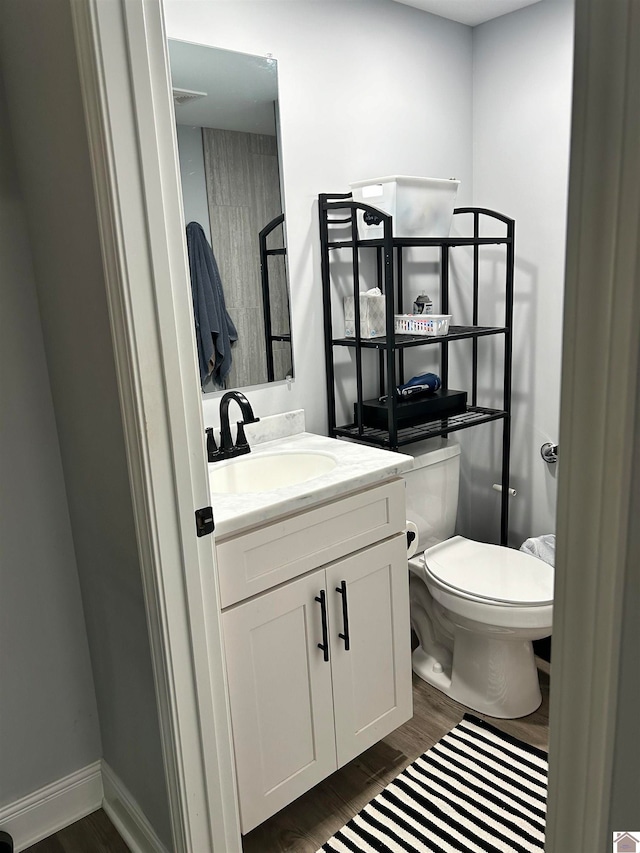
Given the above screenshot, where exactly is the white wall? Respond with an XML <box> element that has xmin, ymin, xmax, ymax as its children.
<box><xmin>462</xmin><ymin>0</ymin><xmax>574</xmax><ymax>544</ymax></box>
<box><xmin>176</xmin><ymin>124</ymin><xmax>211</xmax><ymax>233</ymax></box>
<box><xmin>0</xmin><ymin>0</ymin><xmax>171</xmax><ymax>844</ymax></box>
<box><xmin>164</xmin><ymin>0</ymin><xmax>474</xmax><ymax>434</ymax></box>
<box><xmin>167</xmin><ymin>0</ymin><xmax>574</xmax><ymax>548</ymax></box>
<box><xmin>0</xmin><ymin>69</ymin><xmax>101</xmax><ymax>807</ymax></box>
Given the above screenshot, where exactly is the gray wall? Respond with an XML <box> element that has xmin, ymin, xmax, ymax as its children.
<box><xmin>0</xmin><ymin>67</ymin><xmax>101</xmax><ymax>806</ymax></box>
<box><xmin>202</xmin><ymin>127</ymin><xmax>291</xmax><ymax>389</ymax></box>
<box><xmin>460</xmin><ymin>0</ymin><xmax>574</xmax><ymax>545</ymax></box>
<box><xmin>0</xmin><ymin>0</ymin><xmax>171</xmax><ymax>844</ymax></box>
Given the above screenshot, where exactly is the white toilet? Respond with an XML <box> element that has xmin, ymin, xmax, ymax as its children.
<box><xmin>405</xmin><ymin>439</ymin><xmax>553</xmax><ymax>719</ymax></box>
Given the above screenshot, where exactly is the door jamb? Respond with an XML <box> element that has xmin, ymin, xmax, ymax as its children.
<box><xmin>70</xmin><ymin>0</ymin><xmax>242</xmax><ymax>849</ymax></box>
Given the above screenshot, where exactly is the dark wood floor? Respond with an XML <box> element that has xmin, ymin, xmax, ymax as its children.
<box><xmin>26</xmin><ymin>668</ymin><xmax>549</xmax><ymax>853</ymax></box>
<box><xmin>25</xmin><ymin>809</ymin><xmax>130</xmax><ymax>853</ymax></box>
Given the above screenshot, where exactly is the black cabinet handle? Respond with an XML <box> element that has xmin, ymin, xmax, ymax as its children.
<box><xmin>336</xmin><ymin>580</ymin><xmax>350</xmax><ymax>651</ymax></box>
<box><xmin>315</xmin><ymin>590</ymin><xmax>329</xmax><ymax>662</ymax></box>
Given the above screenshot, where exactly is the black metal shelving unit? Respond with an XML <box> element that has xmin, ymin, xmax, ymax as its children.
<box><xmin>259</xmin><ymin>213</ymin><xmax>291</xmax><ymax>382</ymax></box>
<box><xmin>318</xmin><ymin>192</ymin><xmax>515</xmax><ymax>545</ymax></box>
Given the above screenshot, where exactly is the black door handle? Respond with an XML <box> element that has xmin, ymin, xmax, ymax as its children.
<box><xmin>315</xmin><ymin>590</ymin><xmax>329</xmax><ymax>662</ymax></box>
<box><xmin>336</xmin><ymin>580</ymin><xmax>350</xmax><ymax>651</ymax></box>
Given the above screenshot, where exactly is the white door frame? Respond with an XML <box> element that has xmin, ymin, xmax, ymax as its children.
<box><xmin>70</xmin><ymin>0</ymin><xmax>640</xmax><ymax>850</ymax></box>
<box><xmin>70</xmin><ymin>0</ymin><xmax>241</xmax><ymax>850</ymax></box>
<box><xmin>545</xmin><ymin>0</ymin><xmax>640</xmax><ymax>848</ymax></box>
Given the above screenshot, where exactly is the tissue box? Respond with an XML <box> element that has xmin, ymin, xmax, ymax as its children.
<box><xmin>349</xmin><ymin>175</ymin><xmax>460</xmax><ymax>240</ymax></box>
<box><xmin>344</xmin><ymin>293</ymin><xmax>386</xmax><ymax>339</ymax></box>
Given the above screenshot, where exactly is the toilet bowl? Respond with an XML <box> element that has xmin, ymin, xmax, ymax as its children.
<box><xmin>403</xmin><ymin>438</ymin><xmax>554</xmax><ymax>719</ymax></box>
<box><xmin>409</xmin><ymin>536</ymin><xmax>553</xmax><ymax>718</ymax></box>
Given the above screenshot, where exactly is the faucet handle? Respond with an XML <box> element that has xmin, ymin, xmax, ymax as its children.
<box><xmin>206</xmin><ymin>427</ymin><xmax>224</xmax><ymax>462</ymax></box>
<box><xmin>234</xmin><ymin>421</ymin><xmax>251</xmax><ymax>456</ymax></box>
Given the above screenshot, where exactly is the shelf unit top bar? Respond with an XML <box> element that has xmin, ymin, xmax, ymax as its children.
<box><xmin>321</xmin><ymin>199</ymin><xmax>514</xmax><ymax>247</ymax></box>
<box><xmin>321</xmin><ymin>198</ymin><xmax>514</xmax><ymax>225</ymax></box>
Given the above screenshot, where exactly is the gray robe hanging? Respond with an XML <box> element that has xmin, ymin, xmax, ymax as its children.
<box><xmin>186</xmin><ymin>221</ymin><xmax>238</xmax><ymax>386</ymax></box>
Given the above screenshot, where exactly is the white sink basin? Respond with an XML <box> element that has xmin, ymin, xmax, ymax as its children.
<box><xmin>209</xmin><ymin>450</ymin><xmax>338</xmax><ymax>494</ymax></box>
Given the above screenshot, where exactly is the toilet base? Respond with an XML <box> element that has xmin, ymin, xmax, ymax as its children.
<box><xmin>412</xmin><ymin>630</ymin><xmax>543</xmax><ymax>719</ymax></box>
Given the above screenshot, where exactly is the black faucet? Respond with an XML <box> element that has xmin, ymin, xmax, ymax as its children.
<box><xmin>208</xmin><ymin>391</ymin><xmax>260</xmax><ymax>462</ymax></box>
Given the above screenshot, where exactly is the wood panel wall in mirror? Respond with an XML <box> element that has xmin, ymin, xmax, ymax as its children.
<box><xmin>169</xmin><ymin>39</ymin><xmax>293</xmax><ymax>391</ymax></box>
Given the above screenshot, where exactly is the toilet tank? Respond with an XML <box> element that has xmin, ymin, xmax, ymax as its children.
<box><xmin>403</xmin><ymin>438</ymin><xmax>460</xmax><ymax>552</ymax></box>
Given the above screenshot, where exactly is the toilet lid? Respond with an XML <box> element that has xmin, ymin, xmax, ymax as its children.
<box><xmin>424</xmin><ymin>536</ymin><xmax>554</xmax><ymax>605</ymax></box>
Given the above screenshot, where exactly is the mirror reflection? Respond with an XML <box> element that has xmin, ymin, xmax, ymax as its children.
<box><xmin>169</xmin><ymin>39</ymin><xmax>293</xmax><ymax>391</ymax></box>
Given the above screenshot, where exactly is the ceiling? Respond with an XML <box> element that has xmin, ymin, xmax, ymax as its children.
<box><xmin>392</xmin><ymin>0</ymin><xmax>543</xmax><ymax>27</ymax></box>
<box><xmin>168</xmin><ymin>39</ymin><xmax>278</xmax><ymax>135</ymax></box>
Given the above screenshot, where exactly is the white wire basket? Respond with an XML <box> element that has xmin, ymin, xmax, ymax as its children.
<box><xmin>394</xmin><ymin>313</ymin><xmax>452</xmax><ymax>336</ymax></box>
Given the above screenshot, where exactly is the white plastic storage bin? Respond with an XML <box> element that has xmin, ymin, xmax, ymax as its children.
<box><xmin>350</xmin><ymin>176</ymin><xmax>459</xmax><ymax>240</ymax></box>
<box><xmin>394</xmin><ymin>314</ymin><xmax>452</xmax><ymax>336</ymax></box>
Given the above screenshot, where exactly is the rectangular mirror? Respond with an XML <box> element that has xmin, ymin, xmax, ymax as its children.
<box><xmin>168</xmin><ymin>39</ymin><xmax>293</xmax><ymax>392</ymax></box>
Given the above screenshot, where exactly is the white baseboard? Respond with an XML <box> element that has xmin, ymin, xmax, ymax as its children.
<box><xmin>0</xmin><ymin>762</ymin><xmax>103</xmax><ymax>851</ymax></box>
<box><xmin>101</xmin><ymin>761</ymin><xmax>169</xmax><ymax>853</ymax></box>
<box><xmin>0</xmin><ymin>761</ymin><xmax>169</xmax><ymax>853</ymax></box>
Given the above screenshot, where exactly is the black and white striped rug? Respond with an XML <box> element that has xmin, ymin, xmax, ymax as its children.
<box><xmin>318</xmin><ymin>714</ymin><xmax>547</xmax><ymax>853</ymax></box>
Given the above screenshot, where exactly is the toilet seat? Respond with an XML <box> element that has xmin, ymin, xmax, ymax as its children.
<box><xmin>422</xmin><ymin>535</ymin><xmax>554</xmax><ymax>606</ymax></box>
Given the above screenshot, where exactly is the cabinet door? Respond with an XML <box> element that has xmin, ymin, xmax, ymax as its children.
<box><xmin>222</xmin><ymin>569</ymin><xmax>336</xmax><ymax>834</ymax></box>
<box><xmin>327</xmin><ymin>534</ymin><xmax>413</xmax><ymax>767</ymax></box>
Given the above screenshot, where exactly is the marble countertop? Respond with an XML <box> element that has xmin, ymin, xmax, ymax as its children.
<box><xmin>209</xmin><ymin>430</ymin><xmax>413</xmax><ymax>538</ymax></box>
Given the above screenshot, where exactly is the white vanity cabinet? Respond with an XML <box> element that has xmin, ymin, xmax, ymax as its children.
<box><xmin>217</xmin><ymin>479</ymin><xmax>412</xmax><ymax>834</ymax></box>
<box><xmin>221</xmin><ymin>567</ymin><xmax>336</xmax><ymax>834</ymax></box>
